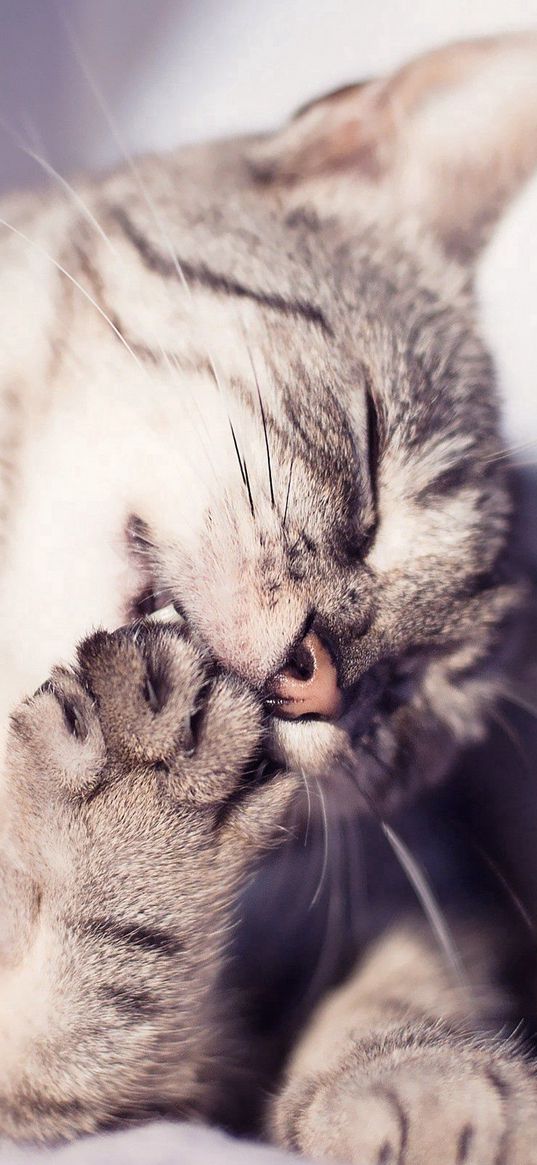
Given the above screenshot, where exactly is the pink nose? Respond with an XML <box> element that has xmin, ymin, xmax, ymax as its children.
<box><xmin>268</xmin><ymin>631</ymin><xmax>342</xmax><ymax>720</ymax></box>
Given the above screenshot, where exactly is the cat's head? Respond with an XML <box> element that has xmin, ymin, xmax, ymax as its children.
<box><xmin>95</xmin><ymin>33</ymin><xmax>536</xmax><ymax>812</ymax></box>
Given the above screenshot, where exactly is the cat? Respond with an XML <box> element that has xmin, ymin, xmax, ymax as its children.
<box><xmin>0</xmin><ymin>29</ymin><xmax>537</xmax><ymax>1165</ymax></box>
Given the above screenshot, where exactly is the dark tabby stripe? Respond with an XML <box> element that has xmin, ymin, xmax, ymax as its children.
<box><xmin>0</xmin><ymin>1093</ymin><xmax>87</xmax><ymax>1126</ymax></box>
<box><xmin>98</xmin><ymin>984</ymin><xmax>159</xmax><ymax>1021</ymax></box>
<box><xmin>78</xmin><ymin>917</ymin><xmax>184</xmax><ymax>957</ymax></box>
<box><xmin>372</xmin><ymin>1085</ymin><xmax>409</xmax><ymax>1165</ymax></box>
<box><xmin>415</xmin><ymin>462</ymin><xmax>472</xmax><ymax>503</ymax></box>
<box><xmin>111</xmin><ymin>205</ymin><xmax>332</xmax><ymax>334</ymax></box>
<box><xmin>485</xmin><ymin>1069</ymin><xmax>511</xmax><ymax>1165</ymax></box>
<box><xmin>457</xmin><ymin>1123</ymin><xmax>475</xmax><ymax>1163</ymax></box>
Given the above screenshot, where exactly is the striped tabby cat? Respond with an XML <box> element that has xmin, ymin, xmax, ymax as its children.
<box><xmin>0</xmin><ymin>31</ymin><xmax>537</xmax><ymax>1165</ymax></box>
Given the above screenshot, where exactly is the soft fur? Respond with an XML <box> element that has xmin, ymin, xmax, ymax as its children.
<box><xmin>0</xmin><ymin>30</ymin><xmax>536</xmax><ymax>1164</ymax></box>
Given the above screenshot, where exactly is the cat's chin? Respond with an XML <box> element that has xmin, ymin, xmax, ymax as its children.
<box><xmin>268</xmin><ymin>716</ymin><xmax>351</xmax><ymax>780</ymax></box>
<box><xmin>267</xmin><ymin>717</ymin><xmax>370</xmax><ymax>822</ymax></box>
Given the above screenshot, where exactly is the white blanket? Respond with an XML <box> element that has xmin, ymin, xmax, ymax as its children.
<box><xmin>1</xmin><ymin>1124</ymin><xmax>310</xmax><ymax>1165</ymax></box>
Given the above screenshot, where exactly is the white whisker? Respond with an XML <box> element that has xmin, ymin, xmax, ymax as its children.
<box><xmin>0</xmin><ymin>216</ymin><xmax>144</xmax><ymax>372</ymax></box>
<box><xmin>299</xmin><ymin>770</ymin><xmax>312</xmax><ymax>848</ymax></box>
<box><xmin>8</xmin><ymin>131</ymin><xmax>119</xmax><ymax>254</ymax></box>
<box><xmin>483</xmin><ymin>436</ymin><xmax>537</xmax><ymax>464</ymax></box>
<box><xmin>60</xmin><ymin>13</ymin><xmax>256</xmax><ymax>502</ymax></box>
<box><xmin>310</xmin><ymin>777</ymin><xmax>330</xmax><ymax>908</ymax></box>
<box><xmin>489</xmin><ymin>707</ymin><xmax>531</xmax><ymax>770</ymax></box>
<box><xmin>500</xmin><ymin>688</ymin><xmax>537</xmax><ymax>721</ymax></box>
<box><xmin>381</xmin><ymin>820</ymin><xmax>466</xmax><ymax>988</ymax></box>
<box><xmin>3</xmin><ymin>122</ymin><xmax>189</xmax><ymax>379</ymax></box>
<box><xmin>470</xmin><ymin>839</ymin><xmax>535</xmax><ymax>936</ymax></box>
<box><xmin>6</xmin><ymin>117</ymin><xmax>231</xmax><ymax>506</ymax></box>
<box><xmin>0</xmin><ymin>231</ymin><xmax>218</xmax><ymax>523</ymax></box>
<box><xmin>59</xmin><ymin>9</ymin><xmax>190</xmax><ymax>294</ymax></box>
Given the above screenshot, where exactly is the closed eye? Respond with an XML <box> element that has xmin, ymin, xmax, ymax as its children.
<box><xmin>365</xmin><ymin>380</ymin><xmax>380</xmax><ymax>512</ymax></box>
<box><xmin>132</xmin><ymin>587</ymin><xmax>174</xmax><ymax>619</ymax></box>
<box><xmin>343</xmin><ymin>382</ymin><xmax>380</xmax><ymax>562</ymax></box>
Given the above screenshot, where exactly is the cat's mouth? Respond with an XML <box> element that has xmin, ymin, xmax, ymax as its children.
<box><xmin>127</xmin><ymin>518</ymin><xmax>345</xmax><ymax>726</ymax></box>
<box><xmin>125</xmin><ymin>524</ymin><xmax>405</xmax><ymax>784</ymax></box>
<box><xmin>137</xmin><ymin>591</ymin><xmax>345</xmax><ymax>726</ymax></box>
<box><xmin>128</xmin><ymin>579</ymin><xmax>414</xmax><ymax>800</ymax></box>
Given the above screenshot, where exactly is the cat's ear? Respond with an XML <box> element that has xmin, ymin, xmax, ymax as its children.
<box><xmin>254</xmin><ymin>33</ymin><xmax>537</xmax><ymax>263</ymax></box>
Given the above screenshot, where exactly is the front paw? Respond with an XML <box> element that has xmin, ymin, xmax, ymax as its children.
<box><xmin>274</xmin><ymin>1024</ymin><xmax>537</xmax><ymax>1164</ymax></box>
<box><xmin>2</xmin><ymin>623</ymin><xmax>298</xmax><ymax>1142</ymax></box>
<box><xmin>8</xmin><ymin>622</ymin><xmax>293</xmax><ymax>861</ymax></box>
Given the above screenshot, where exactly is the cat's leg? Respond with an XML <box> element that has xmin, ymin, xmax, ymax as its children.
<box><xmin>271</xmin><ymin>926</ymin><xmax>537</xmax><ymax>1164</ymax></box>
<box><xmin>0</xmin><ymin>621</ymin><xmax>298</xmax><ymax>1145</ymax></box>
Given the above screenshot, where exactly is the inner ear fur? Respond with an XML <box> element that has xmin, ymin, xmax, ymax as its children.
<box><xmin>253</xmin><ymin>32</ymin><xmax>537</xmax><ymax>263</ymax></box>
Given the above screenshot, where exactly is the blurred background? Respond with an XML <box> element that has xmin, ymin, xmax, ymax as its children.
<box><xmin>1</xmin><ymin>0</ymin><xmax>537</xmax><ymax>186</ymax></box>
<box><xmin>0</xmin><ymin>0</ymin><xmax>536</xmax><ymax>459</ymax></box>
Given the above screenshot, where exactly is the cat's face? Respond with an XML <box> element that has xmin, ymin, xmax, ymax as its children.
<box><xmin>90</xmin><ymin>34</ymin><xmax>535</xmax><ymax>812</ymax></box>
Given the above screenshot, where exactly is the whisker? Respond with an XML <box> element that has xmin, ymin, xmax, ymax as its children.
<box><xmin>282</xmin><ymin>458</ymin><xmax>294</xmax><ymax>530</ymax></box>
<box><xmin>11</xmin><ymin>129</ymin><xmax>219</xmax><ymax>465</ymax></box>
<box><xmin>489</xmin><ymin>708</ymin><xmax>531</xmax><ymax>772</ymax></box>
<box><xmin>17</xmin><ymin>142</ymin><xmax>210</xmax><ymax>413</ymax></box>
<box><xmin>0</xmin><ymin>217</ymin><xmax>144</xmax><ymax>372</ymax></box>
<box><xmin>228</xmin><ymin>419</ymin><xmax>247</xmax><ymax>487</ymax></box>
<box><xmin>499</xmin><ymin>688</ymin><xmax>537</xmax><ymax>722</ymax></box>
<box><xmin>482</xmin><ymin>436</ymin><xmax>537</xmax><ymax>465</ymax></box>
<box><xmin>228</xmin><ymin>417</ymin><xmax>255</xmax><ymax>517</ymax></box>
<box><xmin>135</xmin><ymin>589</ymin><xmax>175</xmax><ymax>612</ymax></box>
<box><xmin>0</xmin><ymin>220</ymin><xmax>218</xmax><ymax>526</ymax></box>
<box><xmin>358</xmin><ymin>738</ymin><xmax>393</xmax><ymax>777</ymax></box>
<box><xmin>299</xmin><ymin>770</ymin><xmax>312</xmax><ymax>848</ymax></box>
<box><xmin>3</xmin><ymin>126</ymin><xmax>118</xmax><ymax>254</ymax></box>
<box><xmin>467</xmin><ymin>838</ymin><xmax>535</xmax><ymax>937</ymax></box>
<box><xmin>60</xmin><ymin>14</ymin><xmax>270</xmax><ymax>523</ymax></box>
<box><xmin>211</xmin><ymin>359</ymin><xmax>252</xmax><ymax>490</ymax></box>
<box><xmin>208</xmin><ymin>355</ymin><xmax>226</xmax><ymax>395</ymax></box>
<box><xmin>310</xmin><ymin>777</ymin><xmax>330</xmax><ymax>908</ymax></box>
<box><xmin>257</xmin><ymin>385</ymin><xmax>275</xmax><ymax>508</ymax></box>
<box><xmin>166</xmin><ymin>352</ymin><xmax>221</xmax><ymax>486</ymax></box>
<box><xmin>59</xmin><ymin>7</ymin><xmax>191</xmax><ymax>295</ymax></box>
<box><xmin>302</xmin><ymin>808</ymin><xmax>347</xmax><ymax>1011</ymax></box>
<box><xmin>5</xmin><ymin>125</ymin><xmax>223</xmax><ymax>490</ymax></box>
<box><xmin>381</xmin><ymin>821</ymin><xmax>466</xmax><ymax>988</ymax></box>
<box><xmin>506</xmin><ymin>457</ymin><xmax>537</xmax><ymax>469</ymax></box>
<box><xmin>242</xmin><ymin>458</ymin><xmax>256</xmax><ymax>520</ymax></box>
<box><xmin>0</xmin><ymin>214</ymin><xmax>221</xmax><ymax>528</ymax></box>
<box><xmin>339</xmin><ymin>756</ymin><xmax>466</xmax><ymax>986</ymax></box>
<box><xmin>246</xmin><ymin>346</ymin><xmax>275</xmax><ymax>508</ymax></box>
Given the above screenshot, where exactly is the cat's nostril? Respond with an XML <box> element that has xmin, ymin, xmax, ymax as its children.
<box><xmin>283</xmin><ymin>639</ymin><xmax>316</xmax><ymax>683</ymax></box>
<box><xmin>267</xmin><ymin>631</ymin><xmax>342</xmax><ymax>721</ymax></box>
